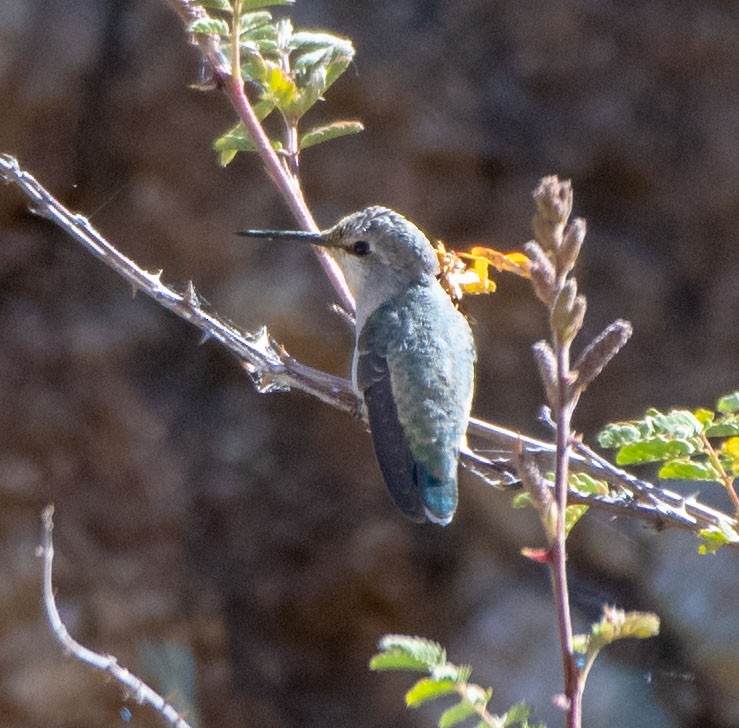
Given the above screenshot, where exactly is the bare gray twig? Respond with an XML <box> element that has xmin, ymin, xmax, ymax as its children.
<box><xmin>38</xmin><ymin>506</ymin><xmax>193</xmax><ymax>728</ymax></box>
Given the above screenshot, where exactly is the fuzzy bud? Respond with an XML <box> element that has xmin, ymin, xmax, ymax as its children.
<box><xmin>532</xmin><ymin>340</ymin><xmax>558</xmax><ymax>408</ymax></box>
<box><xmin>532</xmin><ymin>176</ymin><xmax>573</xmax><ymax>251</ymax></box>
<box><xmin>557</xmin><ymin>218</ymin><xmax>586</xmax><ymax>274</ymax></box>
<box><xmin>524</xmin><ymin>240</ymin><xmax>557</xmax><ymax>306</ymax></box>
<box><xmin>573</xmin><ymin>319</ymin><xmax>633</xmax><ymax>393</ymax></box>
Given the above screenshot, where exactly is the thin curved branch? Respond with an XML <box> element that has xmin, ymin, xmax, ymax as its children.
<box><xmin>2</xmin><ymin>153</ymin><xmax>736</xmax><ymax>550</ymax></box>
<box><xmin>162</xmin><ymin>0</ymin><xmax>355</xmax><ymax>313</ymax></box>
<box><xmin>38</xmin><ymin>506</ymin><xmax>193</xmax><ymax>728</ymax></box>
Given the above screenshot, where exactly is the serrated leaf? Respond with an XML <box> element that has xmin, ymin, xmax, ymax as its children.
<box><xmin>377</xmin><ymin>635</ymin><xmax>446</xmax><ymax>670</ymax></box>
<box><xmin>197</xmin><ymin>0</ymin><xmax>232</xmax><ymax>11</ymax></box>
<box><xmin>299</xmin><ymin>121</ymin><xmax>363</xmax><ymax>150</ymax></box>
<box><xmin>238</xmin><ymin>10</ymin><xmax>274</xmax><ymax>30</ymax></box>
<box><xmin>502</xmin><ymin>702</ymin><xmax>531</xmax><ymax>724</ymax></box>
<box><xmin>717</xmin><ymin>391</ymin><xmax>739</xmax><ymax>414</ymax></box>
<box><xmin>242</xmin><ymin>0</ymin><xmax>293</xmax><ymax>10</ymax></box>
<box><xmin>431</xmin><ymin>663</ymin><xmax>471</xmax><ymax>684</ymax></box>
<box><xmin>658</xmin><ymin>459</ymin><xmax>720</xmax><ymax>482</ymax></box>
<box><xmin>615</xmin><ymin>436</ymin><xmax>701</xmax><ymax>465</ymax></box>
<box><xmin>369</xmin><ymin>651</ymin><xmax>429</xmax><ymax>672</ymax></box>
<box><xmin>213</xmin><ymin>123</ymin><xmax>282</xmax><ymax>165</ymax></box>
<box><xmin>188</xmin><ymin>17</ymin><xmax>230</xmax><ymax>35</ymax></box>
<box><xmin>405</xmin><ymin>678</ymin><xmax>458</xmax><ymax>708</ymax></box>
<box><xmin>290</xmin><ymin>30</ymin><xmax>348</xmax><ymax>46</ymax></box>
<box><xmin>438</xmin><ymin>700</ymin><xmax>476</xmax><ymax>728</ymax></box>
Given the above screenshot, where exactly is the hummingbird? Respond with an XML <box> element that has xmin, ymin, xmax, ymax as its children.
<box><xmin>239</xmin><ymin>207</ymin><xmax>476</xmax><ymax>525</ymax></box>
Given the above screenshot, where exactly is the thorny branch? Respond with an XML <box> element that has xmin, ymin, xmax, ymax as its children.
<box><xmin>2</xmin><ymin>153</ymin><xmax>736</xmax><ymax>550</ymax></box>
<box><xmin>38</xmin><ymin>506</ymin><xmax>193</xmax><ymax>728</ymax></box>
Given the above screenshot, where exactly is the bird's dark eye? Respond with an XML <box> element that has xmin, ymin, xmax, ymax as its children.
<box><xmin>351</xmin><ymin>240</ymin><xmax>371</xmax><ymax>256</ymax></box>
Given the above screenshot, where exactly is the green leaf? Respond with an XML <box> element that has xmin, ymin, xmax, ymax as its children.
<box><xmin>564</xmin><ymin>504</ymin><xmax>588</xmax><ymax>537</ymax></box>
<box><xmin>197</xmin><ymin>0</ymin><xmax>232</xmax><ymax>11</ymax></box>
<box><xmin>290</xmin><ymin>30</ymin><xmax>354</xmax><ymax>50</ymax></box>
<box><xmin>569</xmin><ymin>471</ymin><xmax>609</xmax><ymax>495</ymax></box>
<box><xmin>511</xmin><ymin>492</ymin><xmax>532</xmax><ymax>509</ymax></box>
<box><xmin>658</xmin><ymin>459</ymin><xmax>720</xmax><ymax>482</ymax></box>
<box><xmin>432</xmin><ymin>663</ymin><xmax>471</xmax><ymax>684</ymax></box>
<box><xmin>188</xmin><ymin>17</ymin><xmax>230</xmax><ymax>35</ymax></box>
<box><xmin>264</xmin><ymin>64</ymin><xmax>297</xmax><ymax>107</ymax></box>
<box><xmin>299</xmin><ymin>121</ymin><xmax>364</xmax><ymax>150</ymax></box>
<box><xmin>377</xmin><ymin>635</ymin><xmax>446</xmax><ymax>670</ymax></box>
<box><xmin>405</xmin><ymin>678</ymin><xmax>458</xmax><ymax>708</ymax></box>
<box><xmin>369</xmin><ymin>651</ymin><xmax>429</xmax><ymax>672</ymax></box>
<box><xmin>705</xmin><ymin>415</ymin><xmax>739</xmax><ymax>438</ymax></box>
<box><xmin>242</xmin><ymin>0</ymin><xmax>294</xmax><ymax>9</ymax></box>
<box><xmin>698</xmin><ymin>523</ymin><xmax>739</xmax><ymax>554</ymax></box>
<box><xmin>502</xmin><ymin>702</ymin><xmax>531</xmax><ymax>725</ymax></box>
<box><xmin>438</xmin><ymin>700</ymin><xmax>476</xmax><ymax>728</ymax></box>
<box><xmin>615</xmin><ymin>436</ymin><xmax>701</xmax><ymax>465</ymax></box>
<box><xmin>717</xmin><ymin>391</ymin><xmax>739</xmax><ymax>414</ymax></box>
<box><xmin>649</xmin><ymin>409</ymin><xmax>703</xmax><ymax>438</ymax></box>
<box><xmin>597</xmin><ymin>423</ymin><xmax>643</xmax><ymax>449</ymax></box>
<box><xmin>587</xmin><ymin>606</ymin><xmax>659</xmax><ymax>653</ymax></box>
<box><xmin>213</xmin><ymin>123</ymin><xmax>282</xmax><ymax>165</ymax></box>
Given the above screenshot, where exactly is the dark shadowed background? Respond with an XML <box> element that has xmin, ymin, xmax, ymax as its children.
<box><xmin>1</xmin><ymin>1</ymin><xmax>738</xmax><ymax>727</ymax></box>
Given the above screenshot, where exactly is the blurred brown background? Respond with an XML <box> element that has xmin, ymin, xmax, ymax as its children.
<box><xmin>1</xmin><ymin>1</ymin><xmax>738</xmax><ymax>727</ymax></box>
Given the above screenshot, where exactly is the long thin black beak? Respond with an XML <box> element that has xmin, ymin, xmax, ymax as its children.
<box><xmin>236</xmin><ymin>229</ymin><xmax>323</xmax><ymax>243</ymax></box>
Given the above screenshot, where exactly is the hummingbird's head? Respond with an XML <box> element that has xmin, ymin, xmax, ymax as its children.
<box><xmin>237</xmin><ymin>206</ymin><xmax>440</xmax><ymax>330</ymax></box>
<box><xmin>320</xmin><ymin>207</ymin><xmax>440</xmax><ymax>326</ymax></box>
<box><xmin>323</xmin><ymin>206</ymin><xmax>439</xmax><ymax>281</ymax></box>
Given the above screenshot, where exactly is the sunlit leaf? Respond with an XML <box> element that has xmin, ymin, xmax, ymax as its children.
<box><xmin>502</xmin><ymin>702</ymin><xmax>532</xmax><ymax>725</ymax></box>
<box><xmin>569</xmin><ymin>472</ymin><xmax>609</xmax><ymax>495</ymax></box>
<box><xmin>693</xmin><ymin>408</ymin><xmax>714</xmax><ymax>427</ymax></box>
<box><xmin>431</xmin><ymin>663</ymin><xmax>471</xmax><ymax>684</ymax></box>
<box><xmin>242</xmin><ymin>0</ymin><xmax>294</xmax><ymax>10</ymax></box>
<box><xmin>188</xmin><ymin>17</ymin><xmax>230</xmax><ymax>35</ymax></box>
<box><xmin>717</xmin><ymin>391</ymin><xmax>739</xmax><ymax>414</ymax></box>
<box><xmin>213</xmin><ymin>122</ymin><xmax>282</xmax><ymax>165</ymax></box>
<box><xmin>299</xmin><ymin>121</ymin><xmax>363</xmax><ymax>149</ymax></box>
<box><xmin>197</xmin><ymin>0</ymin><xmax>232</xmax><ymax>11</ymax></box>
<box><xmin>264</xmin><ymin>64</ymin><xmax>297</xmax><ymax>107</ymax></box>
<box><xmin>698</xmin><ymin>523</ymin><xmax>739</xmax><ymax>554</ymax></box>
<box><xmin>705</xmin><ymin>415</ymin><xmax>739</xmax><ymax>438</ymax></box>
<box><xmin>290</xmin><ymin>30</ymin><xmax>353</xmax><ymax>50</ymax></box>
<box><xmin>369</xmin><ymin>652</ymin><xmax>429</xmax><ymax>672</ymax></box>
<box><xmin>438</xmin><ymin>700</ymin><xmax>476</xmax><ymax>728</ymax></box>
<box><xmin>597</xmin><ymin>422</ymin><xmax>643</xmax><ymax>449</ymax></box>
<box><xmin>658</xmin><ymin>459</ymin><xmax>720</xmax><ymax>482</ymax></box>
<box><xmin>405</xmin><ymin>678</ymin><xmax>458</xmax><ymax>708</ymax></box>
<box><xmin>615</xmin><ymin>436</ymin><xmax>701</xmax><ymax>465</ymax></box>
<box><xmin>649</xmin><ymin>409</ymin><xmax>703</xmax><ymax>438</ymax></box>
<box><xmin>564</xmin><ymin>504</ymin><xmax>588</xmax><ymax>537</ymax></box>
<box><xmin>377</xmin><ymin>635</ymin><xmax>446</xmax><ymax>670</ymax></box>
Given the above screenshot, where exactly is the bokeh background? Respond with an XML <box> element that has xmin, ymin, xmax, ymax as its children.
<box><xmin>1</xmin><ymin>1</ymin><xmax>738</xmax><ymax>726</ymax></box>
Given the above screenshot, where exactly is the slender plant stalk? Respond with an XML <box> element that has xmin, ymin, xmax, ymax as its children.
<box><xmin>163</xmin><ymin>0</ymin><xmax>356</xmax><ymax>313</ymax></box>
<box><xmin>550</xmin><ymin>346</ymin><xmax>580</xmax><ymax>726</ymax></box>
